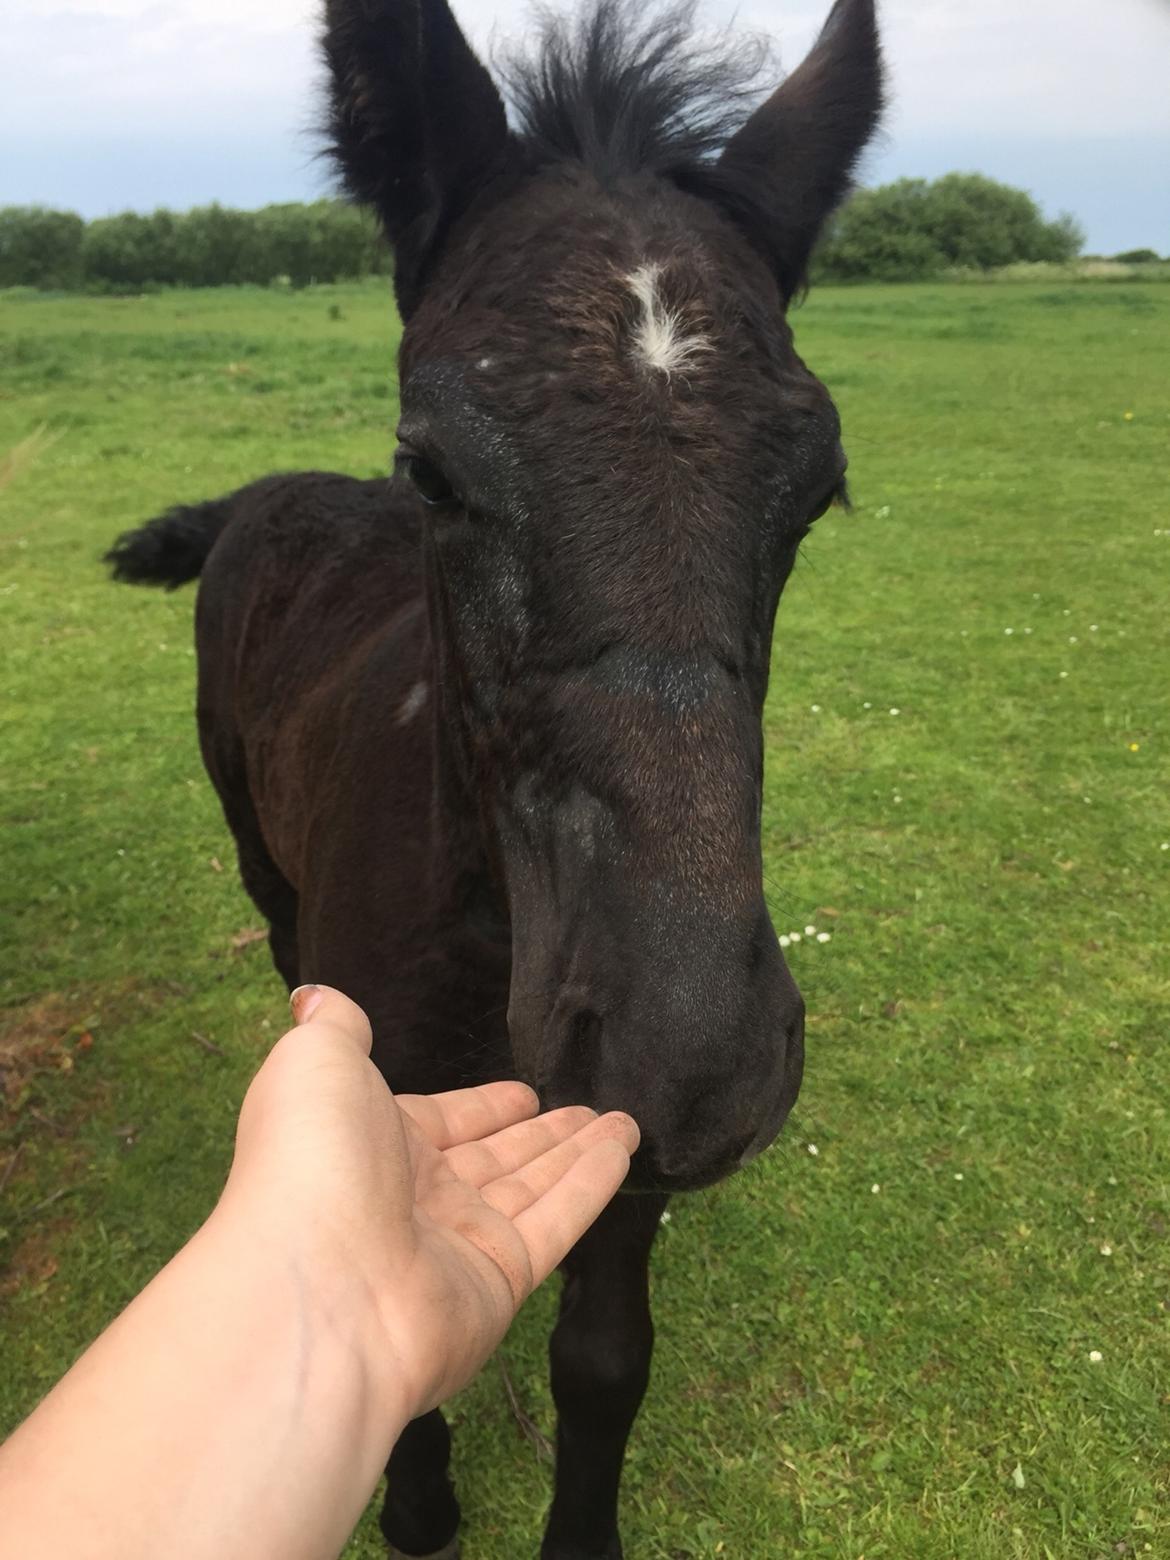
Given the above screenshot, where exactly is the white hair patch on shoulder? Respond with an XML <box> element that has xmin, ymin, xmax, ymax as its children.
<box><xmin>395</xmin><ymin>679</ymin><xmax>429</xmax><ymax>725</ymax></box>
<box><xmin>626</xmin><ymin>263</ymin><xmax>711</xmax><ymax>378</ymax></box>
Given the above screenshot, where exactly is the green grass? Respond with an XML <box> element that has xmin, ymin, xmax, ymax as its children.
<box><xmin>2</xmin><ymin>278</ymin><xmax>1168</xmax><ymax>1559</ymax></box>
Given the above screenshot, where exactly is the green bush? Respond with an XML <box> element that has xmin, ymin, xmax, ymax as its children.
<box><xmin>171</xmin><ymin>205</ymin><xmax>266</xmax><ymax>287</ymax></box>
<box><xmin>81</xmin><ymin>210</ymin><xmax>182</xmax><ymax>289</ymax></box>
<box><xmin>0</xmin><ymin>206</ymin><xmax>85</xmax><ymax>289</ymax></box>
<box><xmin>812</xmin><ymin>181</ymin><xmax>945</xmax><ymax>282</ymax></box>
<box><xmin>1114</xmin><ymin>248</ymin><xmax>1161</xmax><ymax>264</ymax></box>
<box><xmin>815</xmin><ymin>174</ymin><xmax>1085</xmax><ymax>283</ymax></box>
<box><xmin>248</xmin><ymin>201</ymin><xmax>391</xmax><ymax>287</ymax></box>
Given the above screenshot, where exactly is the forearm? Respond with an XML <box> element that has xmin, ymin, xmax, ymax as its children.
<box><xmin>0</xmin><ymin>1205</ymin><xmax>407</xmax><ymax>1560</ymax></box>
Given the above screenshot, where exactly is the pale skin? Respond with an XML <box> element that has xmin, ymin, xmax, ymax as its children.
<box><xmin>0</xmin><ymin>984</ymin><xmax>640</xmax><ymax>1560</ymax></box>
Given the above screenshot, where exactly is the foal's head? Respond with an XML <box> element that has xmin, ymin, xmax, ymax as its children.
<box><xmin>325</xmin><ymin>0</ymin><xmax>882</xmax><ymax>1190</ymax></box>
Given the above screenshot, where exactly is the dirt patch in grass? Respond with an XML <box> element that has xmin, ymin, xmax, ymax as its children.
<box><xmin>0</xmin><ymin>980</ymin><xmax>181</xmax><ymax>1136</ymax></box>
<box><xmin>0</xmin><ymin>979</ymin><xmax>174</xmax><ymax>1220</ymax></box>
<box><xmin>1</xmin><ymin>991</ymin><xmax>109</xmax><ymax>1297</ymax></box>
<box><xmin>0</xmin><ymin>1218</ymin><xmax>68</xmax><ymax>1300</ymax></box>
<box><xmin>0</xmin><ymin>983</ymin><xmax>173</xmax><ymax>1302</ymax></box>
<box><xmin>0</xmin><ymin>991</ymin><xmax>97</xmax><ymax>1124</ymax></box>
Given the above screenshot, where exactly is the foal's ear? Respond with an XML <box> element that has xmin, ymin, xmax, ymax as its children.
<box><xmin>323</xmin><ymin>0</ymin><xmax>513</xmax><ymax>315</ymax></box>
<box><xmin>717</xmin><ymin>0</ymin><xmax>884</xmax><ymax>302</ymax></box>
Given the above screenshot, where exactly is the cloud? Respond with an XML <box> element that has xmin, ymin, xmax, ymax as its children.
<box><xmin>2</xmin><ymin>0</ymin><xmax>1167</xmax><ymax>248</ymax></box>
<box><xmin>0</xmin><ymin>4</ymin><xmax>317</xmax><ymax>120</ymax></box>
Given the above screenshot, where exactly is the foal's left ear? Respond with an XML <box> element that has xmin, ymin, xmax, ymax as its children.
<box><xmin>323</xmin><ymin>0</ymin><xmax>513</xmax><ymax>315</ymax></box>
<box><xmin>717</xmin><ymin>0</ymin><xmax>884</xmax><ymax>302</ymax></box>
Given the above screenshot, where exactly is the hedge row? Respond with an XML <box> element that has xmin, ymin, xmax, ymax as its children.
<box><xmin>2</xmin><ymin>178</ymin><xmax>1144</xmax><ymax>293</ymax></box>
<box><xmin>0</xmin><ymin>201</ymin><xmax>390</xmax><ymax>291</ymax></box>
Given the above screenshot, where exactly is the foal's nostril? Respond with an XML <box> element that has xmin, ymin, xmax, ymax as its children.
<box><xmin>629</xmin><ymin>1142</ymin><xmax>744</xmax><ymax>1193</ymax></box>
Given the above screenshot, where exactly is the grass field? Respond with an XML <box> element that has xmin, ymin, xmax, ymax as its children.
<box><xmin>1</xmin><ymin>277</ymin><xmax>1168</xmax><ymax>1559</ymax></box>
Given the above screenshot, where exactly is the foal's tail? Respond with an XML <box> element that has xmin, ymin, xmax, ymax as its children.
<box><xmin>105</xmin><ymin>495</ymin><xmax>232</xmax><ymax>591</ymax></box>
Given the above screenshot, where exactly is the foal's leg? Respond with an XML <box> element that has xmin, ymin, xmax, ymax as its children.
<box><xmin>380</xmin><ymin>1410</ymin><xmax>460</xmax><ymax>1559</ymax></box>
<box><xmin>235</xmin><ymin>836</ymin><xmax>299</xmax><ymax>989</ymax></box>
<box><xmin>542</xmin><ymin>1192</ymin><xmax>669</xmax><ymax>1560</ymax></box>
<box><xmin>200</xmin><ymin>736</ymin><xmax>300</xmax><ymax>987</ymax></box>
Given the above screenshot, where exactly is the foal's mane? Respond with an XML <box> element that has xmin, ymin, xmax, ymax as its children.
<box><xmin>499</xmin><ymin>0</ymin><xmax>772</xmax><ymax>187</ymax></box>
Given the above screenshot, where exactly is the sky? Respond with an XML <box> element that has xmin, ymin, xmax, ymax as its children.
<box><xmin>2</xmin><ymin>0</ymin><xmax>1168</xmax><ymax>255</ymax></box>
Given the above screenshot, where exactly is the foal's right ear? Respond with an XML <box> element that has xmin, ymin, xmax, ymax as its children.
<box><xmin>716</xmin><ymin>0</ymin><xmax>883</xmax><ymax>302</ymax></box>
<box><xmin>323</xmin><ymin>0</ymin><xmax>513</xmax><ymax>315</ymax></box>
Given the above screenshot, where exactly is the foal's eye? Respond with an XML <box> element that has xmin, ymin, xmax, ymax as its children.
<box><xmin>397</xmin><ymin>454</ymin><xmax>456</xmax><ymax>507</ymax></box>
<box><xmin>808</xmin><ymin>473</ymin><xmax>849</xmax><ymax>524</ymax></box>
<box><xmin>808</xmin><ymin>488</ymin><xmax>839</xmax><ymax>523</ymax></box>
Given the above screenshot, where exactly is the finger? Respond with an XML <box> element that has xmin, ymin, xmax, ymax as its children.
<box><xmin>513</xmin><ymin>1138</ymin><xmax>634</xmax><ymax>1288</ymax></box>
<box><xmin>480</xmin><ymin>1112</ymin><xmax>639</xmax><ymax>1221</ymax></box>
<box><xmin>397</xmin><ymin>1080</ymin><xmax>540</xmax><ymax>1150</ymax></box>
<box><xmin>285</xmin><ymin>984</ymin><xmax>373</xmax><ymax>1054</ymax></box>
<box><xmin>445</xmin><ymin>1105</ymin><xmax>598</xmax><ymax>1188</ymax></box>
<box><xmin>234</xmin><ymin>986</ymin><xmax>379</xmax><ymax>1160</ymax></box>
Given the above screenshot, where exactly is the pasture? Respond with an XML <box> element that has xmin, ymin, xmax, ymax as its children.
<box><xmin>1</xmin><ymin>277</ymin><xmax>1167</xmax><ymax>1558</ymax></box>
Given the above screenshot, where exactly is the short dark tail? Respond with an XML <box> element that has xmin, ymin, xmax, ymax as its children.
<box><xmin>105</xmin><ymin>496</ymin><xmax>232</xmax><ymax>590</ymax></box>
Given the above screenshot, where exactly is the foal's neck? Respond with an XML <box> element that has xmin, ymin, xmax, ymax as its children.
<box><xmin>420</xmin><ymin>573</ymin><xmax>512</xmax><ymax>953</ymax></box>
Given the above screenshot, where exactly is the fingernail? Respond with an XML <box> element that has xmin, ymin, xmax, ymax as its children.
<box><xmin>289</xmin><ymin>984</ymin><xmax>323</xmax><ymax>1024</ymax></box>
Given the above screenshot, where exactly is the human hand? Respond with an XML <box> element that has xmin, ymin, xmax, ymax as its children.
<box><xmin>217</xmin><ymin>984</ymin><xmax>639</xmax><ymax>1425</ymax></box>
<box><xmin>0</xmin><ymin>987</ymin><xmax>636</xmax><ymax>1560</ymax></box>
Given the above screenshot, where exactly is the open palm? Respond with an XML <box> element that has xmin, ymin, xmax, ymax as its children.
<box><xmin>227</xmin><ymin>985</ymin><xmax>639</xmax><ymax>1420</ymax></box>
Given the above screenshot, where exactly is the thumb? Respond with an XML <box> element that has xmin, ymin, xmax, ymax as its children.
<box><xmin>289</xmin><ymin>983</ymin><xmax>374</xmax><ymax>1055</ymax></box>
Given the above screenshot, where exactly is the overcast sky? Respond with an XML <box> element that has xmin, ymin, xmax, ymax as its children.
<box><xmin>2</xmin><ymin>0</ymin><xmax>1168</xmax><ymax>254</ymax></box>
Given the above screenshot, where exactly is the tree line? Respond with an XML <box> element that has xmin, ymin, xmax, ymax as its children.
<box><xmin>0</xmin><ymin>201</ymin><xmax>389</xmax><ymax>291</ymax></box>
<box><xmin>0</xmin><ymin>177</ymin><xmax>1143</xmax><ymax>293</ymax></box>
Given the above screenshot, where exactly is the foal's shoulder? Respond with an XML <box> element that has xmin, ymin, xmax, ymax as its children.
<box><xmin>197</xmin><ymin>470</ymin><xmax>423</xmax><ymax>621</ymax></box>
<box><xmin>233</xmin><ymin>470</ymin><xmax>412</xmax><ymax>539</ymax></box>
<box><xmin>212</xmin><ymin>469</ymin><xmax>421</xmax><ymax>567</ymax></box>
